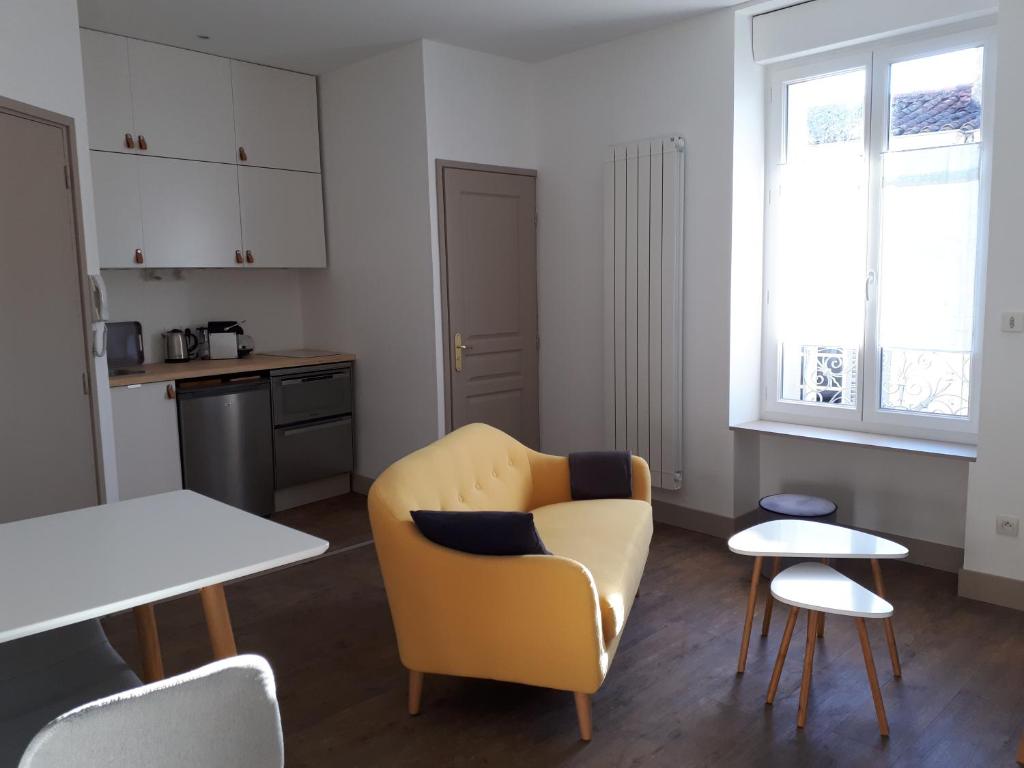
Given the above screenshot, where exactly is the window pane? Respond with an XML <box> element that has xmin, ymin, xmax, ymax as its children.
<box><xmin>880</xmin><ymin>349</ymin><xmax>970</xmax><ymax>416</ymax></box>
<box><xmin>776</xmin><ymin>68</ymin><xmax>867</xmax><ymax>408</ymax></box>
<box><xmin>878</xmin><ymin>46</ymin><xmax>983</xmax><ymax>418</ymax></box>
<box><xmin>889</xmin><ymin>47</ymin><xmax>983</xmax><ymax>151</ymax></box>
<box><xmin>782</xmin><ymin>345</ymin><xmax>859</xmax><ymax>405</ymax></box>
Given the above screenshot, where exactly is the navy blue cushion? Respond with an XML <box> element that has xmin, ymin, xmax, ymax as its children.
<box><xmin>569</xmin><ymin>451</ymin><xmax>632</xmax><ymax>500</ymax></box>
<box><xmin>411</xmin><ymin>511</ymin><xmax>550</xmax><ymax>556</ymax></box>
<box><xmin>759</xmin><ymin>494</ymin><xmax>837</xmax><ymax>518</ymax></box>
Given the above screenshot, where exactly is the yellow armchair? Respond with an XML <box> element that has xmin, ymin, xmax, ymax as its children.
<box><xmin>368</xmin><ymin>423</ymin><xmax>653</xmax><ymax>740</ymax></box>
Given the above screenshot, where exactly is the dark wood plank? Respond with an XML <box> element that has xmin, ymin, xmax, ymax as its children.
<box><xmin>100</xmin><ymin>495</ymin><xmax>1024</xmax><ymax>767</ymax></box>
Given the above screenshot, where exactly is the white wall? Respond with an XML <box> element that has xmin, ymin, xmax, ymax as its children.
<box><xmin>421</xmin><ymin>40</ymin><xmax>539</xmax><ymax>434</ymax></box>
<box><xmin>103</xmin><ymin>270</ymin><xmax>305</xmax><ymax>362</ymax></box>
<box><xmin>0</xmin><ymin>0</ymin><xmax>118</xmax><ymax>499</ymax></box>
<box><xmin>964</xmin><ymin>0</ymin><xmax>1024</xmax><ymax>581</ymax></box>
<box><xmin>760</xmin><ymin>436</ymin><xmax>969</xmax><ymax>548</ymax></box>
<box><xmin>534</xmin><ymin>11</ymin><xmax>739</xmax><ymax>517</ymax></box>
<box><xmin>300</xmin><ymin>42</ymin><xmax>438</xmax><ymax>479</ymax></box>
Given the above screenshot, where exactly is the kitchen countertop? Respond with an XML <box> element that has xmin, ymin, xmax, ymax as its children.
<box><xmin>108</xmin><ymin>352</ymin><xmax>356</xmax><ymax>387</ymax></box>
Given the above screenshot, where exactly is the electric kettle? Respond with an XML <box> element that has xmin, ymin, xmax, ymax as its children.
<box><xmin>163</xmin><ymin>328</ymin><xmax>197</xmax><ymax>363</ymax></box>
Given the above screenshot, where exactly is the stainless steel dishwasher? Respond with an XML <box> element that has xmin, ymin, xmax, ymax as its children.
<box><xmin>177</xmin><ymin>375</ymin><xmax>274</xmax><ymax>516</ymax></box>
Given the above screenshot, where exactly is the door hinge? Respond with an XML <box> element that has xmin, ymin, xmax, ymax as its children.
<box><xmin>63</xmin><ymin>165</ymin><xmax>70</xmax><ymax>189</ymax></box>
<box><xmin>536</xmin><ymin>335</ymin><xmax>540</xmax><ymax>350</ymax></box>
<box><xmin>534</xmin><ymin>213</ymin><xmax>538</xmax><ymax>229</ymax></box>
<box><xmin>81</xmin><ymin>371</ymin><xmax>90</xmax><ymax>396</ymax></box>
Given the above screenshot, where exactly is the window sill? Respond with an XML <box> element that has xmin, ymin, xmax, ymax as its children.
<box><xmin>730</xmin><ymin>420</ymin><xmax>977</xmax><ymax>461</ymax></box>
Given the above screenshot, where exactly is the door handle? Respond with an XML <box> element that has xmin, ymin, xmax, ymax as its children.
<box><xmin>454</xmin><ymin>332</ymin><xmax>473</xmax><ymax>372</ymax></box>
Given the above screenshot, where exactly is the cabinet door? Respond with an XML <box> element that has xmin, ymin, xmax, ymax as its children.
<box><xmin>111</xmin><ymin>381</ymin><xmax>183</xmax><ymax>501</ymax></box>
<box><xmin>81</xmin><ymin>30</ymin><xmax>135</xmax><ymax>153</ymax></box>
<box><xmin>239</xmin><ymin>166</ymin><xmax>326</xmax><ymax>268</ymax></box>
<box><xmin>127</xmin><ymin>39</ymin><xmax>236</xmax><ymax>163</ymax></box>
<box><xmin>231</xmin><ymin>61</ymin><xmax>320</xmax><ymax>172</ymax></box>
<box><xmin>139</xmin><ymin>156</ymin><xmax>242</xmax><ymax>268</ymax></box>
<box><xmin>91</xmin><ymin>151</ymin><xmax>145</xmax><ymax>268</ymax></box>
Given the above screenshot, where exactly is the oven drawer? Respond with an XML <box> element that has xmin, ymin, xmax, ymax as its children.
<box><xmin>271</xmin><ymin>363</ymin><xmax>352</xmax><ymax>426</ymax></box>
<box><xmin>274</xmin><ymin>415</ymin><xmax>353</xmax><ymax>489</ymax></box>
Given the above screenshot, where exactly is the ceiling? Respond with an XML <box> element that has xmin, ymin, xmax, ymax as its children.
<box><xmin>77</xmin><ymin>0</ymin><xmax>747</xmax><ymax>74</ymax></box>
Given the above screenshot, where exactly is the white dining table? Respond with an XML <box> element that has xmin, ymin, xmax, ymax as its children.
<box><xmin>0</xmin><ymin>490</ymin><xmax>328</xmax><ymax>681</ymax></box>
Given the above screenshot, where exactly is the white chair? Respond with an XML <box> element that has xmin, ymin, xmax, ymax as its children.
<box><xmin>765</xmin><ymin>562</ymin><xmax>892</xmax><ymax>737</ymax></box>
<box><xmin>18</xmin><ymin>654</ymin><xmax>283</xmax><ymax>768</ymax></box>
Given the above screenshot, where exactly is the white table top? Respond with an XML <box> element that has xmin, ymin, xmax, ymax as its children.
<box><xmin>0</xmin><ymin>490</ymin><xmax>328</xmax><ymax>644</ymax></box>
<box><xmin>728</xmin><ymin>520</ymin><xmax>909</xmax><ymax>559</ymax></box>
<box><xmin>771</xmin><ymin>562</ymin><xmax>893</xmax><ymax>618</ymax></box>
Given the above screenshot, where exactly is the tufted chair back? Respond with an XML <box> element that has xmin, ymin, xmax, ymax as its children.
<box><xmin>370</xmin><ymin>423</ymin><xmax>540</xmax><ymax>519</ymax></box>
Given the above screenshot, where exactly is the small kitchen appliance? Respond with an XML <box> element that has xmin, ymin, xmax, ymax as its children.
<box><xmin>208</xmin><ymin>321</ymin><xmax>245</xmax><ymax>360</ymax></box>
<box><xmin>106</xmin><ymin>321</ymin><xmax>145</xmax><ymax>374</ymax></box>
<box><xmin>163</xmin><ymin>328</ymin><xmax>197</xmax><ymax>363</ymax></box>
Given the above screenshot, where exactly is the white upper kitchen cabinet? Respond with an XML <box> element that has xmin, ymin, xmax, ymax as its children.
<box><xmin>238</xmin><ymin>166</ymin><xmax>326</xmax><ymax>268</ymax></box>
<box><xmin>91</xmin><ymin>151</ymin><xmax>145</xmax><ymax>268</ymax></box>
<box><xmin>111</xmin><ymin>382</ymin><xmax>183</xmax><ymax>501</ymax></box>
<box><xmin>81</xmin><ymin>30</ymin><xmax>135</xmax><ymax>153</ymax></box>
<box><xmin>127</xmin><ymin>39</ymin><xmax>236</xmax><ymax>163</ymax></box>
<box><xmin>231</xmin><ymin>61</ymin><xmax>321</xmax><ymax>172</ymax></box>
<box><xmin>139</xmin><ymin>156</ymin><xmax>243</xmax><ymax>268</ymax></box>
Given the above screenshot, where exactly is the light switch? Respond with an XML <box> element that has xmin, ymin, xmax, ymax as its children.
<box><xmin>1002</xmin><ymin>312</ymin><xmax>1024</xmax><ymax>332</ymax></box>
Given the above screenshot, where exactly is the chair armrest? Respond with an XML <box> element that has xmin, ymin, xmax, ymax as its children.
<box><xmin>370</xmin><ymin>517</ymin><xmax>609</xmax><ymax>694</ymax></box>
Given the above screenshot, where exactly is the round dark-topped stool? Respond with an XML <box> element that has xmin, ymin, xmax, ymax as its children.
<box><xmin>758</xmin><ymin>493</ymin><xmax>837</xmax><ymax>524</ymax></box>
<box><xmin>755</xmin><ymin>493</ymin><xmax>838</xmax><ymax>630</ymax></box>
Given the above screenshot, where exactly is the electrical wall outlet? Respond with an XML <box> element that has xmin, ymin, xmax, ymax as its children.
<box><xmin>997</xmin><ymin>515</ymin><xmax>1020</xmax><ymax>537</ymax></box>
<box><xmin>1002</xmin><ymin>312</ymin><xmax>1024</xmax><ymax>332</ymax></box>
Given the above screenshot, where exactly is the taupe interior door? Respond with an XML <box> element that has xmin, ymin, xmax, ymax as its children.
<box><xmin>0</xmin><ymin>107</ymin><xmax>99</xmax><ymax>521</ymax></box>
<box><xmin>440</xmin><ymin>164</ymin><xmax>540</xmax><ymax>448</ymax></box>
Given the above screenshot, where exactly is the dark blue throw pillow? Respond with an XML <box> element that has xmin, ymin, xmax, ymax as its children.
<box><xmin>568</xmin><ymin>451</ymin><xmax>632</xmax><ymax>500</ymax></box>
<box><xmin>410</xmin><ymin>510</ymin><xmax>550</xmax><ymax>556</ymax></box>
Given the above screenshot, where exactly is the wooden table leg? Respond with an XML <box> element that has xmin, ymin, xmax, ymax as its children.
<box><xmin>737</xmin><ymin>556</ymin><xmax>763</xmax><ymax>674</ymax></box>
<box><xmin>818</xmin><ymin>559</ymin><xmax>829</xmax><ymax>639</ymax></box>
<box><xmin>761</xmin><ymin>557</ymin><xmax>781</xmax><ymax>637</ymax></box>
<box><xmin>797</xmin><ymin>610</ymin><xmax>818</xmax><ymax>729</ymax></box>
<box><xmin>132</xmin><ymin>603</ymin><xmax>165</xmax><ymax>682</ymax></box>
<box><xmin>766</xmin><ymin>606</ymin><xmax>799</xmax><ymax>705</ymax></box>
<box><xmin>1016</xmin><ymin>730</ymin><xmax>1024</xmax><ymax>764</ymax></box>
<box><xmin>199</xmin><ymin>584</ymin><xmax>237</xmax><ymax>659</ymax></box>
<box><xmin>855</xmin><ymin>618</ymin><xmax>890</xmax><ymax>737</ymax></box>
<box><xmin>870</xmin><ymin>559</ymin><xmax>902</xmax><ymax>678</ymax></box>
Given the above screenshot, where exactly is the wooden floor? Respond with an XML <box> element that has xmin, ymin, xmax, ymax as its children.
<box><xmin>102</xmin><ymin>494</ymin><xmax>1024</xmax><ymax>767</ymax></box>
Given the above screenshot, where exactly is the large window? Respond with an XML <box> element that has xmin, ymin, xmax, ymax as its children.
<box><xmin>763</xmin><ymin>31</ymin><xmax>993</xmax><ymax>440</ymax></box>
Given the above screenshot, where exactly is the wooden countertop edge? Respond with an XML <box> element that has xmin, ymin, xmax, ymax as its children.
<box><xmin>109</xmin><ymin>353</ymin><xmax>356</xmax><ymax>388</ymax></box>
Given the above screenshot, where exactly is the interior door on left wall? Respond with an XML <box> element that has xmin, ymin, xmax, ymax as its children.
<box><xmin>0</xmin><ymin>108</ymin><xmax>99</xmax><ymax>522</ymax></box>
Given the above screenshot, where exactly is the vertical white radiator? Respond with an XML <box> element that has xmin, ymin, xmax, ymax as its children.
<box><xmin>603</xmin><ymin>136</ymin><xmax>684</xmax><ymax>490</ymax></box>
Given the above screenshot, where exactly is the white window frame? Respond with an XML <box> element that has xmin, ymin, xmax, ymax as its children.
<box><xmin>761</xmin><ymin>26</ymin><xmax>996</xmax><ymax>444</ymax></box>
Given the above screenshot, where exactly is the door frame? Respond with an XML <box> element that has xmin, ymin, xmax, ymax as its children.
<box><xmin>0</xmin><ymin>95</ymin><xmax>105</xmax><ymax>504</ymax></box>
<box><xmin>434</xmin><ymin>159</ymin><xmax>538</xmax><ymax>434</ymax></box>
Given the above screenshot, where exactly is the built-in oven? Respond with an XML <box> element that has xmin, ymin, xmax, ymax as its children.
<box><xmin>270</xmin><ymin>363</ymin><xmax>354</xmax><ymax>489</ymax></box>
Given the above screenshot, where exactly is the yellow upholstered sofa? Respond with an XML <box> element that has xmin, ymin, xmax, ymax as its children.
<box><xmin>368</xmin><ymin>423</ymin><xmax>653</xmax><ymax>740</ymax></box>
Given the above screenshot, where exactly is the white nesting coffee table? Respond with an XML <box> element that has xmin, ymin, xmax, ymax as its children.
<box><xmin>766</xmin><ymin>562</ymin><xmax>893</xmax><ymax>735</ymax></box>
<box><xmin>727</xmin><ymin>519</ymin><xmax>908</xmax><ymax>675</ymax></box>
